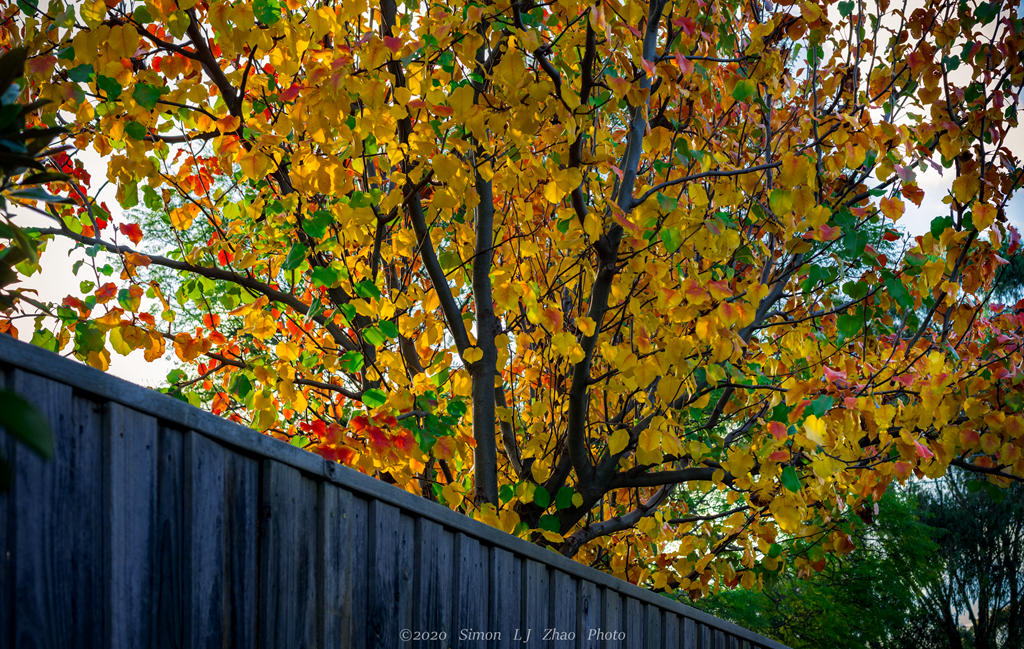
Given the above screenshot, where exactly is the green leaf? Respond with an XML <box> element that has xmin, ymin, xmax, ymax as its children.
<box><xmin>378</xmin><ymin>320</ymin><xmax>399</xmax><ymax>339</ymax></box>
<box><xmin>29</xmin><ymin>329</ymin><xmax>58</xmax><ymax>352</ymax></box>
<box><xmin>96</xmin><ymin>75</ymin><xmax>122</xmax><ymax>101</ymax></box>
<box><xmin>354</xmin><ymin>279</ymin><xmax>381</xmax><ymax>300</ymax></box>
<box><xmin>837</xmin><ymin>313</ymin><xmax>861</xmax><ymax>338</ymax></box>
<box><xmin>230</xmin><ymin>374</ymin><xmax>252</xmax><ymax>398</ymax></box>
<box><xmin>341</xmin><ymin>351</ymin><xmax>364</xmax><ymax>372</ymax></box>
<box><xmin>538</xmin><ymin>514</ymin><xmax>560</xmax><ymax>532</ymax></box>
<box><xmin>885</xmin><ymin>276</ymin><xmax>914</xmax><ymax>310</ymax></box>
<box><xmin>124</xmin><ymin>121</ymin><xmax>147</xmax><ymax>140</ymax></box>
<box><xmin>930</xmin><ymin>216</ymin><xmax>953</xmax><ymax>239</ymax></box>
<box><xmin>837</xmin><ymin>0</ymin><xmax>853</xmax><ymax>16</ymax></box>
<box><xmin>132</xmin><ymin>83</ymin><xmax>165</xmax><ymax>110</ymax></box>
<box><xmin>302</xmin><ymin>210</ymin><xmax>333</xmax><ymax>239</ymax></box>
<box><xmin>781</xmin><ymin>466</ymin><xmax>802</xmax><ymax>492</ymax></box>
<box><xmin>533</xmin><ymin>485</ymin><xmax>551</xmax><ymax>508</ymax></box>
<box><xmin>362</xmin><ymin>326</ymin><xmax>386</xmax><ymax>346</ymax></box>
<box><xmin>290</xmin><ymin>435</ymin><xmax>310</xmax><ymax>448</ymax></box>
<box><xmin>656</xmin><ymin>193</ymin><xmax>678</xmax><ymax>212</ymax></box>
<box><xmin>555</xmin><ymin>487</ymin><xmax>574</xmax><ymax>510</ymax></box>
<box><xmin>254</xmin><ymin>0</ymin><xmax>282</xmax><ymax>24</ymax></box>
<box><xmin>660</xmin><ymin>227</ymin><xmax>681</xmax><ymax>253</ymax></box>
<box><xmin>809</xmin><ymin>395</ymin><xmax>834</xmax><ymax>417</ymax></box>
<box><xmin>67</xmin><ymin>64</ymin><xmax>94</xmax><ymax>83</ymax></box>
<box><xmin>499</xmin><ymin>483</ymin><xmax>515</xmax><ymax>503</ymax></box>
<box><xmin>310</xmin><ymin>265</ymin><xmax>340</xmax><ymax>288</ymax></box>
<box><xmin>281</xmin><ymin>243</ymin><xmax>307</xmax><ymax>270</ymax></box>
<box><xmin>731</xmin><ymin>79</ymin><xmax>756</xmax><ymax>102</ymax></box>
<box><xmin>0</xmin><ymin>390</ymin><xmax>54</xmax><ymax>458</ymax></box>
<box><xmin>447</xmin><ymin>399</ymin><xmax>467</xmax><ymax>418</ymax></box>
<box><xmin>362</xmin><ymin>388</ymin><xmax>387</xmax><ymax>408</ymax></box>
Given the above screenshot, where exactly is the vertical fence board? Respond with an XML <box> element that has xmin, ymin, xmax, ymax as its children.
<box><xmin>187</xmin><ymin>431</ymin><xmax>226</xmax><ymax>649</ymax></box>
<box><xmin>550</xmin><ymin>570</ymin><xmax>577</xmax><ymax>647</ymax></box>
<box><xmin>523</xmin><ymin>559</ymin><xmax>550</xmax><ymax>641</ymax></box>
<box><xmin>11</xmin><ymin>373</ymin><xmax>105</xmax><ymax>649</ymax></box>
<box><xmin>681</xmin><ymin>618</ymin><xmax>696</xmax><ymax>649</ymax></box>
<box><xmin>154</xmin><ymin>424</ymin><xmax>186</xmax><ymax>649</ymax></box>
<box><xmin>489</xmin><ymin>547</ymin><xmax>522</xmax><ymax>648</ymax></box>
<box><xmin>663</xmin><ymin>614</ymin><xmax>679</xmax><ymax>649</ymax></box>
<box><xmin>0</xmin><ymin>367</ymin><xmax>9</xmax><ymax>649</ymax></box>
<box><xmin>645</xmin><ymin>605</ymin><xmax>662</xmax><ymax>649</ymax></box>
<box><xmin>603</xmin><ymin>589</ymin><xmax>624</xmax><ymax>648</ymax></box>
<box><xmin>414</xmin><ymin>518</ymin><xmax>454</xmax><ymax>649</ymax></box>
<box><xmin>320</xmin><ymin>483</ymin><xmax>353</xmax><ymax>649</ymax></box>
<box><xmin>107</xmin><ymin>404</ymin><xmax>158</xmax><ymax>649</ymax></box>
<box><xmin>453</xmin><ymin>533</ymin><xmax>488</xmax><ymax>647</ymax></box>
<box><xmin>259</xmin><ymin>460</ymin><xmax>318</xmax><ymax>648</ymax></box>
<box><xmin>368</xmin><ymin>501</ymin><xmax>414</xmax><ymax>647</ymax></box>
<box><xmin>625</xmin><ymin>598</ymin><xmax>644</xmax><ymax>648</ymax></box>
<box><xmin>225</xmin><ymin>448</ymin><xmax>259</xmax><ymax>649</ymax></box>
<box><xmin>324</xmin><ymin>489</ymin><xmax>367</xmax><ymax>649</ymax></box>
<box><xmin>577</xmin><ymin>580</ymin><xmax>601</xmax><ymax>649</ymax></box>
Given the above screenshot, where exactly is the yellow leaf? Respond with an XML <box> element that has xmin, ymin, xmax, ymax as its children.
<box><xmin>974</xmin><ymin>203</ymin><xmax>996</xmax><ymax>229</ymax></box>
<box><xmin>276</xmin><ymin>341</ymin><xmax>301</xmax><ymax>361</ymax></box>
<box><xmin>463</xmin><ymin>346</ymin><xmax>483</xmax><ymax>363</ymax></box>
<box><xmin>108</xmin><ymin>25</ymin><xmax>140</xmax><ymax>59</ymax></box>
<box><xmin>543</xmin><ymin>181</ymin><xmax>564</xmax><ymax>204</ymax></box>
<box><xmin>804</xmin><ymin>415</ymin><xmax>827</xmax><ymax>446</ymax></box>
<box><xmin>577</xmin><ymin>317</ymin><xmax>596</xmax><ymax>337</ymax></box>
<box><xmin>880</xmin><ymin>197</ymin><xmax>904</xmax><ymax>221</ymax></box>
<box><xmin>609</xmin><ymin>428</ymin><xmax>629</xmax><ymax>455</ymax></box>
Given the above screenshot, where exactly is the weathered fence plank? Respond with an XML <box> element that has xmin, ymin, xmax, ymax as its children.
<box><xmin>259</xmin><ymin>460</ymin><xmax>319</xmax><ymax>648</ymax></box>
<box><xmin>107</xmin><ymin>404</ymin><xmax>158</xmax><ymax>649</ymax></box>
<box><xmin>11</xmin><ymin>373</ymin><xmax>105</xmax><ymax>649</ymax></box>
<box><xmin>0</xmin><ymin>335</ymin><xmax>789</xmax><ymax>649</ymax></box>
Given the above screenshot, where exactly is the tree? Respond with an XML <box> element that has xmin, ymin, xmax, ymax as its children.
<box><xmin>694</xmin><ymin>487</ymin><xmax>941</xmax><ymax>649</ymax></box>
<box><xmin>3</xmin><ymin>0</ymin><xmax>1024</xmax><ymax>593</ymax></box>
<box><xmin>894</xmin><ymin>470</ymin><xmax>1024</xmax><ymax>649</ymax></box>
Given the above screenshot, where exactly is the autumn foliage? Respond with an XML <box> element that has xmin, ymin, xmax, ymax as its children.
<box><xmin>2</xmin><ymin>0</ymin><xmax>1024</xmax><ymax>596</ymax></box>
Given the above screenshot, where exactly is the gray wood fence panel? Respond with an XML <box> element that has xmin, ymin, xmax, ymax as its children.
<box><xmin>0</xmin><ymin>336</ymin><xmax>789</xmax><ymax>649</ymax></box>
<box><xmin>155</xmin><ymin>423</ymin><xmax>186</xmax><ymax>649</ymax></box>
<box><xmin>551</xmin><ymin>570</ymin><xmax>576</xmax><ymax>646</ymax></box>
<box><xmin>664</xmin><ymin>613</ymin><xmax>680</xmax><ymax>649</ymax></box>
<box><xmin>577</xmin><ymin>579</ymin><xmax>601</xmax><ymax>648</ymax></box>
<box><xmin>413</xmin><ymin>517</ymin><xmax>454</xmax><ymax>649</ymax></box>
<box><xmin>259</xmin><ymin>460</ymin><xmax>319</xmax><ymax>648</ymax></box>
<box><xmin>453</xmin><ymin>533</ymin><xmax>488</xmax><ymax>647</ymax></box>
<box><xmin>490</xmin><ymin>546</ymin><xmax>522</xmax><ymax>648</ymax></box>
<box><xmin>11</xmin><ymin>372</ymin><xmax>105</xmax><ymax>649</ymax></box>
<box><xmin>602</xmin><ymin>588</ymin><xmax>625</xmax><ymax>648</ymax></box>
<box><xmin>523</xmin><ymin>558</ymin><xmax>550</xmax><ymax>643</ymax></box>
<box><xmin>0</xmin><ymin>369</ymin><xmax>9</xmax><ymax>649</ymax></box>
<box><xmin>106</xmin><ymin>404</ymin><xmax>158</xmax><ymax>649</ymax></box>
<box><xmin>646</xmin><ymin>604</ymin><xmax>663</xmax><ymax>649</ymax></box>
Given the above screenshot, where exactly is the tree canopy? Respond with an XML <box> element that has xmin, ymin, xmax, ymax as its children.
<box><xmin>2</xmin><ymin>0</ymin><xmax>1024</xmax><ymax>595</ymax></box>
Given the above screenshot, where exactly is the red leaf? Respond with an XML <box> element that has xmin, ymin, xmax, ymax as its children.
<box><xmin>119</xmin><ymin>222</ymin><xmax>143</xmax><ymax>244</ymax></box>
<box><xmin>913</xmin><ymin>440</ymin><xmax>934</xmax><ymax>459</ymax></box>
<box><xmin>382</xmin><ymin>36</ymin><xmax>403</xmax><ymax>54</ymax></box>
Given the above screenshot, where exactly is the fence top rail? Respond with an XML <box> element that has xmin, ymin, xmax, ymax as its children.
<box><xmin>0</xmin><ymin>334</ymin><xmax>788</xmax><ymax>649</ymax></box>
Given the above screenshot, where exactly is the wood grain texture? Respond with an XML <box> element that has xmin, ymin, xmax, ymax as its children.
<box><xmin>106</xmin><ymin>404</ymin><xmax>158</xmax><ymax>649</ymax></box>
<box><xmin>550</xmin><ymin>570</ymin><xmax>576</xmax><ymax>647</ymax></box>
<box><xmin>413</xmin><ymin>518</ymin><xmax>454</xmax><ymax>649</ymax></box>
<box><xmin>577</xmin><ymin>579</ymin><xmax>601</xmax><ymax>649</ymax></box>
<box><xmin>367</xmin><ymin>500</ymin><xmax>415</xmax><ymax>647</ymax></box>
<box><xmin>453</xmin><ymin>534</ymin><xmax>489</xmax><ymax>648</ymax></box>
<box><xmin>259</xmin><ymin>460</ymin><xmax>319</xmax><ymax>649</ymax></box>
<box><xmin>11</xmin><ymin>372</ymin><xmax>105</xmax><ymax>649</ymax></box>
<box><xmin>602</xmin><ymin>589</ymin><xmax>625</xmax><ymax>649</ymax></box>
<box><xmin>523</xmin><ymin>559</ymin><xmax>550</xmax><ymax>642</ymax></box>
<box><xmin>645</xmin><ymin>604</ymin><xmax>662</xmax><ymax>649</ymax></box>
<box><xmin>663</xmin><ymin>613</ymin><xmax>679</xmax><ymax>649</ymax></box>
<box><xmin>489</xmin><ymin>547</ymin><xmax>522</xmax><ymax>649</ymax></box>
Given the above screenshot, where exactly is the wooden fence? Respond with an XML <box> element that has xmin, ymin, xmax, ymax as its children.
<box><xmin>0</xmin><ymin>335</ymin><xmax>788</xmax><ymax>649</ymax></box>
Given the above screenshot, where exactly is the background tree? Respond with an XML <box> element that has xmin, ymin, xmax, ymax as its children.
<box><xmin>694</xmin><ymin>487</ymin><xmax>940</xmax><ymax>649</ymax></box>
<box><xmin>2</xmin><ymin>0</ymin><xmax>1024</xmax><ymax>593</ymax></box>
